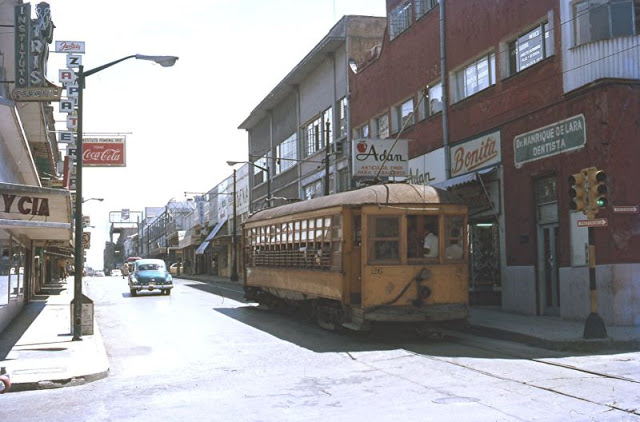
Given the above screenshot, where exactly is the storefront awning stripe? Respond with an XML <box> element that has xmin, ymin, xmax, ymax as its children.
<box><xmin>431</xmin><ymin>166</ymin><xmax>498</xmax><ymax>190</ymax></box>
<box><xmin>195</xmin><ymin>218</ymin><xmax>227</xmax><ymax>255</ymax></box>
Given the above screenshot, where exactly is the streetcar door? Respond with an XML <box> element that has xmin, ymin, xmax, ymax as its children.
<box><xmin>349</xmin><ymin>214</ymin><xmax>362</xmax><ymax>304</ymax></box>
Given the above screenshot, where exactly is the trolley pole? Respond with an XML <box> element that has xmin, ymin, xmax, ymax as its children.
<box><xmin>583</xmin><ymin>214</ymin><xmax>607</xmax><ymax>339</ymax></box>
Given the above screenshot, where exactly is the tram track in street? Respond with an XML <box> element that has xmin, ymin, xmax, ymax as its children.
<box><xmin>383</xmin><ymin>331</ymin><xmax>640</xmax><ymax>418</ymax></box>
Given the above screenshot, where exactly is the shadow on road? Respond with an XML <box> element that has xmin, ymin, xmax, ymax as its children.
<box><xmin>183</xmin><ymin>278</ymin><xmax>590</xmax><ymax>360</ymax></box>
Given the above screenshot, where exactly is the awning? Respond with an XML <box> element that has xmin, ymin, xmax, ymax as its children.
<box><xmin>431</xmin><ymin>166</ymin><xmax>498</xmax><ymax>190</ymax></box>
<box><xmin>0</xmin><ymin>182</ymin><xmax>72</xmax><ymax>241</ymax></box>
<box><xmin>195</xmin><ymin>218</ymin><xmax>227</xmax><ymax>255</ymax></box>
<box><xmin>0</xmin><ymin>102</ymin><xmax>39</xmax><ymax>185</ymax></box>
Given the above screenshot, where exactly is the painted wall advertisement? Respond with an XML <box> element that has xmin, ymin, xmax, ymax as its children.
<box><xmin>82</xmin><ymin>137</ymin><xmax>126</xmax><ymax>167</ymax></box>
<box><xmin>407</xmin><ymin>148</ymin><xmax>446</xmax><ymax>185</ymax></box>
<box><xmin>352</xmin><ymin>138</ymin><xmax>409</xmax><ymax>178</ymax></box>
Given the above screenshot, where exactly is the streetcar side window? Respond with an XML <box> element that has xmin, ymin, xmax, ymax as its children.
<box><xmin>445</xmin><ymin>216</ymin><xmax>465</xmax><ymax>261</ymax></box>
<box><xmin>369</xmin><ymin>216</ymin><xmax>401</xmax><ymax>263</ymax></box>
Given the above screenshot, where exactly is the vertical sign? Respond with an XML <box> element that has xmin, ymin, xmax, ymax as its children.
<box><xmin>14</xmin><ymin>4</ymin><xmax>31</xmax><ymax>88</ymax></box>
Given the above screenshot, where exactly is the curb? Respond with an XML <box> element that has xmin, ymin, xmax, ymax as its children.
<box><xmin>6</xmin><ymin>315</ymin><xmax>110</xmax><ymax>393</ymax></box>
<box><xmin>467</xmin><ymin>324</ymin><xmax>640</xmax><ymax>353</ymax></box>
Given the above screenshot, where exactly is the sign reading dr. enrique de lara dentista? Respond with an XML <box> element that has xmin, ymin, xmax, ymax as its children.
<box><xmin>514</xmin><ymin>114</ymin><xmax>586</xmax><ymax>167</ymax></box>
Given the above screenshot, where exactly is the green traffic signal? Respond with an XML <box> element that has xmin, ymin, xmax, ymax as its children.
<box><xmin>588</xmin><ymin>168</ymin><xmax>607</xmax><ymax>212</ymax></box>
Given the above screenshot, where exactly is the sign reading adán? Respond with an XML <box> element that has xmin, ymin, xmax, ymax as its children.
<box><xmin>514</xmin><ymin>114</ymin><xmax>586</xmax><ymax>166</ymax></box>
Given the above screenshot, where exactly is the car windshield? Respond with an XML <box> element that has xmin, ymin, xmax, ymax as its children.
<box><xmin>138</xmin><ymin>264</ymin><xmax>164</xmax><ymax>271</ymax></box>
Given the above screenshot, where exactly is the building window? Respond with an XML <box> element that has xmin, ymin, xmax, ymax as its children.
<box><xmin>415</xmin><ymin>0</ymin><xmax>438</xmax><ymax>19</ymax></box>
<box><xmin>392</xmin><ymin>97</ymin><xmax>415</xmax><ymax>133</ymax></box>
<box><xmin>303</xmin><ymin>109</ymin><xmax>332</xmax><ymax>157</ymax></box>
<box><xmin>389</xmin><ymin>2</ymin><xmax>413</xmax><ymax>40</ymax></box>
<box><xmin>303</xmin><ymin>116</ymin><xmax>323</xmax><ymax>157</ymax></box>
<box><xmin>374</xmin><ymin>113</ymin><xmax>390</xmax><ymax>139</ymax></box>
<box><xmin>303</xmin><ymin>179</ymin><xmax>324</xmax><ymax>200</ymax></box>
<box><xmin>452</xmin><ymin>53</ymin><xmax>496</xmax><ymax>102</ymax></box>
<box><xmin>574</xmin><ymin>0</ymin><xmax>638</xmax><ymax>46</ymax></box>
<box><xmin>337</xmin><ymin>97</ymin><xmax>348</xmax><ymax>138</ymax></box>
<box><xmin>323</xmin><ymin>107</ymin><xmax>333</xmax><ymax>145</ymax></box>
<box><xmin>277</xmin><ymin>132</ymin><xmax>297</xmax><ymax>174</ymax></box>
<box><xmin>419</xmin><ymin>82</ymin><xmax>443</xmax><ymax>120</ymax></box>
<box><xmin>337</xmin><ymin>168</ymin><xmax>350</xmax><ymax>192</ymax></box>
<box><xmin>507</xmin><ymin>23</ymin><xmax>553</xmax><ymax>76</ymax></box>
<box><xmin>253</xmin><ymin>155</ymin><xmax>268</xmax><ymax>186</ymax></box>
<box><xmin>353</xmin><ymin>124</ymin><xmax>369</xmax><ymax>139</ymax></box>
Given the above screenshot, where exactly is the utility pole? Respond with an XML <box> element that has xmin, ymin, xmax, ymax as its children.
<box><xmin>569</xmin><ymin>167</ymin><xmax>608</xmax><ymax>339</ymax></box>
<box><xmin>230</xmin><ymin>169</ymin><xmax>239</xmax><ymax>281</ymax></box>
<box><xmin>324</xmin><ymin>121</ymin><xmax>331</xmax><ymax>196</ymax></box>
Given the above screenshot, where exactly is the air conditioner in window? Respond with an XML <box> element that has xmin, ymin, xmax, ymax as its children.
<box><xmin>330</xmin><ymin>140</ymin><xmax>344</xmax><ymax>155</ymax></box>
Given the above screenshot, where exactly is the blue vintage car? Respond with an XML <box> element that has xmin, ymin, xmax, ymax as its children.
<box><xmin>128</xmin><ymin>259</ymin><xmax>173</xmax><ymax>296</ymax></box>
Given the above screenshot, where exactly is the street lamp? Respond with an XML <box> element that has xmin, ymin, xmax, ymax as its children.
<box><xmin>228</xmin><ymin>168</ymin><xmax>239</xmax><ymax>281</ymax></box>
<box><xmin>73</xmin><ymin>54</ymin><xmax>178</xmax><ymax>341</ymax></box>
<box><xmin>226</xmin><ymin>160</ymin><xmax>271</xmax><ymax>209</ymax></box>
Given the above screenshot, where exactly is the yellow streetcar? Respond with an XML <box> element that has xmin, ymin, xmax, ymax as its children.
<box><xmin>242</xmin><ymin>183</ymin><xmax>469</xmax><ymax>331</ymax></box>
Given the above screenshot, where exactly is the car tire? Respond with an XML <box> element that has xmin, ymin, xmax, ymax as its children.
<box><xmin>166</xmin><ymin>289</ymin><xmax>171</xmax><ymax>296</ymax></box>
<box><xmin>130</xmin><ymin>289</ymin><xmax>137</xmax><ymax>297</ymax></box>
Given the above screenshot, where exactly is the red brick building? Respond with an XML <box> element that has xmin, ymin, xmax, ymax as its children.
<box><xmin>349</xmin><ymin>0</ymin><xmax>640</xmax><ymax>325</ymax></box>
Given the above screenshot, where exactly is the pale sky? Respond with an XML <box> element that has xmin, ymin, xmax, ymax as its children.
<box><xmin>47</xmin><ymin>0</ymin><xmax>387</xmax><ymax>268</ymax></box>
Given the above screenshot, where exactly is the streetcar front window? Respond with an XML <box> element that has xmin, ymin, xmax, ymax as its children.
<box><xmin>407</xmin><ymin>215</ymin><xmax>439</xmax><ymax>260</ymax></box>
<box><xmin>370</xmin><ymin>216</ymin><xmax>401</xmax><ymax>263</ymax></box>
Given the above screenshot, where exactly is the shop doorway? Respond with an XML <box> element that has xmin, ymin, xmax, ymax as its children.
<box><xmin>469</xmin><ymin>221</ymin><xmax>501</xmax><ymax>305</ymax></box>
<box><xmin>534</xmin><ymin>176</ymin><xmax>559</xmax><ymax>316</ymax></box>
<box><xmin>538</xmin><ymin>224</ymin><xmax>560</xmax><ymax>315</ymax></box>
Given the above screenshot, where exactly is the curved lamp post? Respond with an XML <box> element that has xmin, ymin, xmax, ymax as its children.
<box><xmin>73</xmin><ymin>54</ymin><xmax>178</xmax><ymax>341</ymax></box>
<box><xmin>82</xmin><ymin>197</ymin><xmax>104</xmax><ymax>203</ymax></box>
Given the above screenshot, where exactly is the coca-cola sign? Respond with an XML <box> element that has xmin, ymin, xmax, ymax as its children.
<box><xmin>83</xmin><ymin>137</ymin><xmax>126</xmax><ymax>167</ymax></box>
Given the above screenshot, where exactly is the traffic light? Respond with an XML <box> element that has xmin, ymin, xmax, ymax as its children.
<box><xmin>588</xmin><ymin>168</ymin><xmax>607</xmax><ymax>212</ymax></box>
<box><xmin>568</xmin><ymin>170</ymin><xmax>588</xmax><ymax>212</ymax></box>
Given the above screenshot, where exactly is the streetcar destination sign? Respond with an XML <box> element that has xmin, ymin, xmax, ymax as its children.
<box><xmin>577</xmin><ymin>218</ymin><xmax>608</xmax><ymax>228</ymax></box>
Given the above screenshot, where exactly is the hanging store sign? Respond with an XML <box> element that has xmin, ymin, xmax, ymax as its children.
<box><xmin>83</xmin><ymin>137</ymin><xmax>126</xmax><ymax>167</ymax></box>
<box><xmin>450</xmin><ymin>130</ymin><xmax>501</xmax><ymax>178</ymax></box>
<box><xmin>12</xmin><ymin>85</ymin><xmax>62</xmax><ymax>101</ymax></box>
<box><xmin>55</xmin><ymin>40</ymin><xmax>85</xmax><ymax>53</ymax></box>
<box><xmin>352</xmin><ymin>138</ymin><xmax>409</xmax><ymax>178</ymax></box>
<box><xmin>13</xmin><ymin>3</ymin><xmax>62</xmax><ymax>101</ymax></box>
<box><xmin>514</xmin><ymin>114</ymin><xmax>586</xmax><ymax>167</ymax></box>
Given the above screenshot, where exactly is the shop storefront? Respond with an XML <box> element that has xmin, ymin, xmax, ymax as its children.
<box><xmin>0</xmin><ymin>182</ymin><xmax>72</xmax><ymax>332</ymax></box>
<box><xmin>433</xmin><ymin>131</ymin><xmax>505</xmax><ymax>306</ymax></box>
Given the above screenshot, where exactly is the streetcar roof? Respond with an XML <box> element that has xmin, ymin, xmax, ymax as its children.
<box><xmin>246</xmin><ymin>183</ymin><xmax>465</xmax><ymax>222</ymax></box>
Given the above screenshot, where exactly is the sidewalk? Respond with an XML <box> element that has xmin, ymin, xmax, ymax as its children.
<box><xmin>0</xmin><ymin>278</ymin><xmax>109</xmax><ymax>392</ymax></box>
<box><xmin>1</xmin><ymin>274</ymin><xmax>638</xmax><ymax>393</ymax></box>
